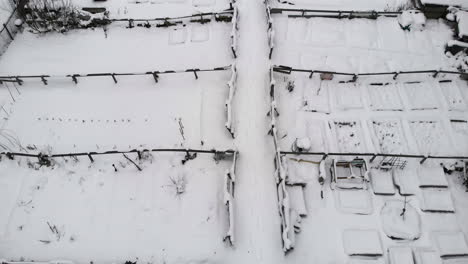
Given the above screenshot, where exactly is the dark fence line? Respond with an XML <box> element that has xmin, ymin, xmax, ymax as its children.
<box><xmin>25</xmin><ymin>9</ymin><xmax>234</xmax><ymax>29</ymax></box>
<box><xmin>280</xmin><ymin>151</ymin><xmax>468</xmax><ymax>164</ymax></box>
<box><xmin>269</xmin><ymin>7</ymin><xmax>441</xmax><ymax>19</ymax></box>
<box><xmin>110</xmin><ymin>10</ymin><xmax>234</xmax><ymax>23</ymax></box>
<box><xmin>0</xmin><ymin>65</ymin><xmax>232</xmax><ymax>85</ymax></box>
<box><xmin>273</xmin><ymin>65</ymin><xmax>468</xmax><ymax>80</ymax></box>
<box><xmin>1</xmin><ymin>148</ymin><xmax>236</xmax><ymax>162</ymax></box>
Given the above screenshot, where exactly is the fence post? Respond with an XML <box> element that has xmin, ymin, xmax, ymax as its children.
<box><xmin>3</xmin><ymin>24</ymin><xmax>14</xmax><ymax>40</ymax></box>
<box><xmin>420</xmin><ymin>156</ymin><xmax>428</xmax><ymax>164</ymax></box>
<box><xmin>71</xmin><ymin>75</ymin><xmax>78</xmax><ymax>84</ymax></box>
<box><xmin>321</xmin><ymin>153</ymin><xmax>328</xmax><ymax>161</ymax></box>
<box><xmin>152</xmin><ymin>72</ymin><xmax>159</xmax><ymax>83</ymax></box>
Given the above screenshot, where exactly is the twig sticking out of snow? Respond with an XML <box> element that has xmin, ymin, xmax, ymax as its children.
<box><xmin>46</xmin><ymin>221</ymin><xmax>63</xmax><ymax>241</ymax></box>
<box><xmin>178</xmin><ymin>118</ymin><xmax>185</xmax><ymax>141</ymax></box>
<box><xmin>122</xmin><ymin>153</ymin><xmax>142</xmax><ymax>171</ymax></box>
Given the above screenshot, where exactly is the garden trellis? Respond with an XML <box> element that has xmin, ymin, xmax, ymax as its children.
<box><xmin>0</xmin><ymin>65</ymin><xmax>232</xmax><ymax>85</ymax></box>
<box><xmin>272</xmin><ymin>65</ymin><xmax>468</xmax><ymax>81</ymax></box>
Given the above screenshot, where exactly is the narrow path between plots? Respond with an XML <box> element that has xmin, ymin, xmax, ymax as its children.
<box><xmin>230</xmin><ymin>0</ymin><xmax>283</xmax><ymax>263</ymax></box>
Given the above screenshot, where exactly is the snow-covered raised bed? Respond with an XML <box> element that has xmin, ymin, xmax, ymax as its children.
<box><xmin>343</xmin><ymin>229</ymin><xmax>383</xmax><ymax>256</ymax></box>
<box><xmin>381</xmin><ymin>200</ymin><xmax>421</xmax><ymax>240</ymax></box>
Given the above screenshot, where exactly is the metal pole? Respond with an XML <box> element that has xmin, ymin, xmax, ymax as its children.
<box><xmin>3</xmin><ymin>24</ymin><xmax>14</xmax><ymax>40</ymax></box>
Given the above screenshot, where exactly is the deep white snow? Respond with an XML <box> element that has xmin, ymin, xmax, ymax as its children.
<box><xmin>0</xmin><ymin>0</ymin><xmax>468</xmax><ymax>263</ymax></box>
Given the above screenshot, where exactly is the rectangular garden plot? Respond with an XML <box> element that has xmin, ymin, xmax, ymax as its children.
<box><xmin>410</xmin><ymin>120</ymin><xmax>453</xmax><ymax>156</ymax></box>
<box><xmin>402</xmin><ymin>82</ymin><xmax>439</xmax><ymax>110</ymax></box>
<box><xmin>332</xmin><ymin>83</ymin><xmax>364</xmax><ymax>111</ymax></box>
<box><xmin>331</xmin><ymin>121</ymin><xmax>368</xmax><ymax>153</ymax></box>
<box><xmin>367</xmin><ymin>83</ymin><xmax>403</xmax><ymax>111</ymax></box>
<box><xmin>305</xmin><ymin>18</ymin><xmax>345</xmax><ymax>47</ymax></box>
<box><xmin>0</xmin><ymin>72</ymin><xmax>233</xmax><ymax>153</ymax></box>
<box><xmin>302</xmin><ymin>78</ymin><xmax>331</xmax><ymax>113</ymax></box>
<box><xmin>439</xmin><ymin>81</ymin><xmax>467</xmax><ymax>111</ymax></box>
<box><xmin>450</xmin><ymin>120</ymin><xmax>468</xmax><ymax>155</ymax></box>
<box><xmin>371</xmin><ymin>119</ymin><xmax>408</xmax><ymax>154</ymax></box>
<box><xmin>292</xmin><ymin>116</ymin><xmax>329</xmax><ymax>152</ymax></box>
<box><xmin>0</xmin><ymin>22</ymin><xmax>232</xmax><ymax>75</ymax></box>
<box><xmin>421</xmin><ymin>189</ymin><xmax>455</xmax><ymax>213</ymax></box>
<box><xmin>343</xmin><ymin>229</ymin><xmax>383</xmax><ymax>256</ymax></box>
<box><xmin>433</xmin><ymin>231</ymin><xmax>468</xmax><ymax>257</ymax></box>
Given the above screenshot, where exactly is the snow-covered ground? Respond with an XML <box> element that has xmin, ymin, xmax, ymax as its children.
<box><xmin>274</xmin><ymin>72</ymin><xmax>468</xmax><ymax>156</ymax></box>
<box><xmin>0</xmin><ymin>0</ymin><xmax>240</xmax><ymax>261</ymax></box>
<box><xmin>0</xmin><ymin>22</ymin><xmax>232</xmax><ymax>75</ymax></box>
<box><xmin>1</xmin><ymin>0</ymin><xmax>468</xmax><ymax>263</ymax></box>
<box><xmin>270</xmin><ymin>2</ymin><xmax>468</xmax><ymax>263</ymax></box>
<box><xmin>0</xmin><ymin>152</ymin><xmax>235</xmax><ymax>263</ymax></box>
<box><xmin>272</xmin><ymin>16</ymin><xmax>454</xmax><ymax>72</ymax></box>
<box><xmin>0</xmin><ymin>71</ymin><xmax>233</xmax><ymax>152</ymax></box>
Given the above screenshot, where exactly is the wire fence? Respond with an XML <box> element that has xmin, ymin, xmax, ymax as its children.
<box><xmin>273</xmin><ymin>65</ymin><xmax>468</xmax><ymax>81</ymax></box>
<box><xmin>26</xmin><ymin>9</ymin><xmax>235</xmax><ymax>29</ymax></box>
<box><xmin>279</xmin><ymin>151</ymin><xmax>468</xmax><ymax>164</ymax></box>
<box><xmin>0</xmin><ymin>4</ymin><xmax>18</xmax><ymax>55</ymax></box>
<box><xmin>270</xmin><ymin>8</ymin><xmax>405</xmax><ymax>19</ymax></box>
<box><xmin>268</xmin><ymin>2</ymin><xmax>447</xmax><ymax>19</ymax></box>
<box><xmin>0</xmin><ymin>147</ymin><xmax>236</xmax><ymax>162</ymax></box>
<box><xmin>0</xmin><ymin>65</ymin><xmax>232</xmax><ymax>85</ymax></box>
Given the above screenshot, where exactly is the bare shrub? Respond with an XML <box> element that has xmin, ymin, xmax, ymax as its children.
<box><xmin>24</xmin><ymin>0</ymin><xmax>108</xmax><ymax>33</ymax></box>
